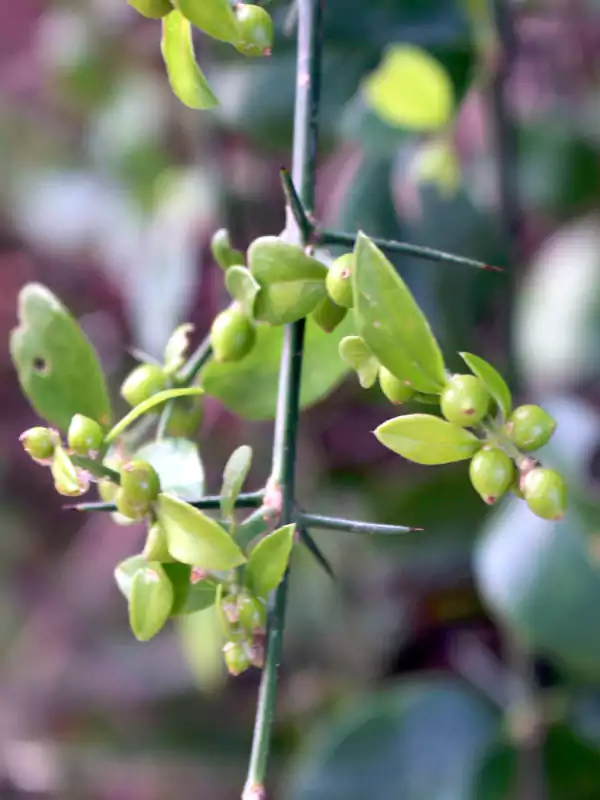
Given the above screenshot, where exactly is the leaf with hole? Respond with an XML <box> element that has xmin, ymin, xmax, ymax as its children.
<box><xmin>353</xmin><ymin>233</ymin><xmax>446</xmax><ymax>393</ymax></box>
<box><xmin>460</xmin><ymin>352</ymin><xmax>512</xmax><ymax>421</ymax></box>
<box><xmin>246</xmin><ymin>524</ymin><xmax>295</xmax><ymax>599</ymax></box>
<box><xmin>375</xmin><ymin>414</ymin><xmax>481</xmax><ymax>465</ymax></box>
<box><xmin>105</xmin><ymin>388</ymin><xmax>203</xmax><ymax>444</ymax></box>
<box><xmin>135</xmin><ymin>438</ymin><xmax>205</xmax><ymax>501</ymax></box>
<box><xmin>161</xmin><ymin>11</ymin><xmax>219</xmax><ymax>110</ymax></box>
<box><xmin>339</xmin><ymin>336</ymin><xmax>380</xmax><ymax>388</ymax></box>
<box><xmin>157</xmin><ymin>493</ymin><xmax>246</xmax><ymax>569</ymax></box>
<box><xmin>174</xmin><ymin>0</ymin><xmax>240</xmax><ymax>44</ymax></box>
<box><xmin>221</xmin><ymin>445</ymin><xmax>253</xmax><ymax>521</ymax></box>
<box><xmin>10</xmin><ymin>283</ymin><xmax>112</xmax><ymax>431</ymax></box>
<box><xmin>163</xmin><ymin>323</ymin><xmax>194</xmax><ymax>375</ymax></box>
<box><xmin>225</xmin><ymin>267</ymin><xmax>261</xmax><ymax>319</ymax></box>
<box><xmin>128</xmin><ymin>562</ymin><xmax>174</xmax><ymax>641</ymax></box>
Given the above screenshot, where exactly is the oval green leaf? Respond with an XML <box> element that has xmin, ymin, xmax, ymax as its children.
<box><xmin>174</xmin><ymin>0</ymin><xmax>240</xmax><ymax>44</ymax></box>
<box><xmin>211</xmin><ymin>229</ymin><xmax>245</xmax><ymax>271</ymax></box>
<box><xmin>245</xmin><ymin>523</ymin><xmax>295</xmax><ymax>599</ymax></box>
<box><xmin>353</xmin><ymin>232</ymin><xmax>446</xmax><ymax>393</ymax></box>
<box><xmin>129</xmin><ymin>562</ymin><xmax>174</xmax><ymax>641</ymax></box>
<box><xmin>225</xmin><ymin>267</ymin><xmax>260</xmax><ymax>319</ymax></box>
<box><xmin>161</xmin><ymin>11</ymin><xmax>219</xmax><ymax>110</ymax></box>
<box><xmin>135</xmin><ymin>438</ymin><xmax>205</xmax><ymax>501</ymax></box>
<box><xmin>105</xmin><ymin>387</ymin><xmax>203</xmax><ymax>444</ymax></box>
<box><xmin>157</xmin><ymin>492</ymin><xmax>246</xmax><ymax>569</ymax></box>
<box><xmin>10</xmin><ymin>283</ymin><xmax>112</xmax><ymax>431</ymax></box>
<box><xmin>363</xmin><ymin>44</ymin><xmax>454</xmax><ymax>131</ymax></box>
<box><xmin>115</xmin><ymin>554</ymin><xmax>148</xmax><ymax>599</ymax></box>
<box><xmin>163</xmin><ymin>561</ymin><xmax>218</xmax><ymax>615</ymax></box>
<box><xmin>460</xmin><ymin>352</ymin><xmax>512</xmax><ymax>421</ymax></box>
<box><xmin>338</xmin><ymin>335</ymin><xmax>380</xmax><ymax>389</ymax></box>
<box><xmin>220</xmin><ymin>445</ymin><xmax>253</xmax><ymax>521</ymax></box>
<box><xmin>375</xmin><ymin>413</ymin><xmax>481</xmax><ymax>465</ymax></box>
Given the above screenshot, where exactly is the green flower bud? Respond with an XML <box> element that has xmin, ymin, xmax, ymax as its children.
<box><xmin>223</xmin><ymin>641</ymin><xmax>251</xmax><ymax>676</ymax></box>
<box><xmin>210</xmin><ymin>307</ymin><xmax>256</xmax><ymax>363</ymax></box>
<box><xmin>441</xmin><ymin>374</ymin><xmax>490</xmax><ymax>427</ymax></box>
<box><xmin>238</xmin><ymin>592</ymin><xmax>267</xmax><ymax>634</ymax></box>
<box><xmin>127</xmin><ymin>0</ymin><xmax>172</xmax><ymax>19</ymax></box>
<box><xmin>120</xmin><ymin>363</ymin><xmax>167</xmax><ymax>408</ymax></box>
<box><xmin>378</xmin><ymin>366</ymin><xmax>416</xmax><ymax>405</ymax></box>
<box><xmin>325</xmin><ymin>253</ymin><xmax>354</xmax><ymax>308</ymax></box>
<box><xmin>52</xmin><ymin>446</ymin><xmax>90</xmax><ymax>497</ymax></box>
<box><xmin>67</xmin><ymin>414</ymin><xmax>104</xmax><ymax>458</ymax></box>
<box><xmin>234</xmin><ymin>5</ymin><xmax>274</xmax><ymax>56</ymax></box>
<box><xmin>505</xmin><ymin>405</ymin><xmax>557</xmax><ymax>452</ymax></box>
<box><xmin>19</xmin><ymin>427</ymin><xmax>57</xmax><ymax>463</ymax></box>
<box><xmin>120</xmin><ymin>460</ymin><xmax>161</xmax><ymax>514</ymax></box>
<box><xmin>521</xmin><ymin>467</ymin><xmax>567</xmax><ymax>521</ymax></box>
<box><xmin>311</xmin><ymin>295</ymin><xmax>347</xmax><ymax>333</ymax></box>
<box><xmin>164</xmin><ymin>393</ymin><xmax>204</xmax><ymax>439</ymax></box>
<box><xmin>469</xmin><ymin>447</ymin><xmax>515</xmax><ymax>505</ymax></box>
<box><xmin>114</xmin><ymin>487</ymin><xmax>146</xmax><ymax>521</ymax></box>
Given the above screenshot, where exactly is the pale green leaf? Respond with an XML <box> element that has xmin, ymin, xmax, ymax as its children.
<box><xmin>338</xmin><ymin>335</ymin><xmax>380</xmax><ymax>388</ymax></box>
<box><xmin>375</xmin><ymin>413</ymin><xmax>481</xmax><ymax>465</ymax></box>
<box><xmin>246</xmin><ymin>524</ymin><xmax>295</xmax><ymax>599</ymax></box>
<box><xmin>129</xmin><ymin>562</ymin><xmax>174</xmax><ymax>641</ymax></box>
<box><xmin>105</xmin><ymin>387</ymin><xmax>203</xmax><ymax>444</ymax></box>
<box><xmin>135</xmin><ymin>438</ymin><xmax>205</xmax><ymax>501</ymax></box>
<box><xmin>176</xmin><ymin>607</ymin><xmax>226</xmax><ymax>692</ymax></box>
<box><xmin>161</xmin><ymin>11</ymin><xmax>219</xmax><ymax>110</ymax></box>
<box><xmin>51</xmin><ymin>445</ymin><xmax>87</xmax><ymax>496</ymax></box>
<box><xmin>163</xmin><ymin>323</ymin><xmax>194</xmax><ymax>375</ymax></box>
<box><xmin>225</xmin><ymin>267</ymin><xmax>261</xmax><ymax>318</ymax></box>
<box><xmin>460</xmin><ymin>352</ymin><xmax>512</xmax><ymax>421</ymax></box>
<box><xmin>115</xmin><ymin>554</ymin><xmax>147</xmax><ymax>599</ymax></box>
<box><xmin>175</xmin><ymin>0</ymin><xmax>240</xmax><ymax>44</ymax></box>
<box><xmin>220</xmin><ymin>445</ymin><xmax>253</xmax><ymax>520</ymax></box>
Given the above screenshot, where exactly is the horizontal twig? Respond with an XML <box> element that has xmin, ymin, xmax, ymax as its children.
<box><xmin>63</xmin><ymin>490</ymin><xmax>265</xmax><ymax>513</ymax></box>
<box><xmin>298</xmin><ymin>512</ymin><xmax>421</xmax><ymax>535</ymax></box>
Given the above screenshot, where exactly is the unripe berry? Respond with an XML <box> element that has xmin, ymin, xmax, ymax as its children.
<box><xmin>121</xmin><ymin>363</ymin><xmax>167</xmax><ymax>407</ymax></box>
<box><xmin>469</xmin><ymin>447</ymin><xmax>515</xmax><ymax>505</ymax></box>
<box><xmin>325</xmin><ymin>254</ymin><xmax>354</xmax><ymax>308</ymax></box>
<box><xmin>127</xmin><ymin>0</ymin><xmax>172</xmax><ymax>18</ymax></box>
<box><xmin>223</xmin><ymin>641</ymin><xmax>251</xmax><ymax>676</ymax></box>
<box><xmin>521</xmin><ymin>467</ymin><xmax>567</xmax><ymax>521</ymax></box>
<box><xmin>441</xmin><ymin>374</ymin><xmax>490</xmax><ymax>427</ymax></box>
<box><xmin>210</xmin><ymin>307</ymin><xmax>256</xmax><ymax>363</ymax></box>
<box><xmin>378</xmin><ymin>366</ymin><xmax>416</xmax><ymax>405</ymax></box>
<box><xmin>114</xmin><ymin>487</ymin><xmax>146</xmax><ymax>521</ymax></box>
<box><xmin>120</xmin><ymin>460</ymin><xmax>161</xmax><ymax>512</ymax></box>
<box><xmin>238</xmin><ymin>592</ymin><xmax>267</xmax><ymax>634</ymax></box>
<box><xmin>20</xmin><ymin>427</ymin><xmax>57</xmax><ymax>463</ymax></box>
<box><xmin>234</xmin><ymin>5</ymin><xmax>274</xmax><ymax>57</ymax></box>
<box><xmin>67</xmin><ymin>414</ymin><xmax>104</xmax><ymax>457</ymax></box>
<box><xmin>505</xmin><ymin>405</ymin><xmax>557</xmax><ymax>452</ymax></box>
<box><xmin>311</xmin><ymin>295</ymin><xmax>347</xmax><ymax>333</ymax></box>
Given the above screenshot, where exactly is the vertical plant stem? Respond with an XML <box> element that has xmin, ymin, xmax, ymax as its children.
<box><xmin>243</xmin><ymin>2</ymin><xmax>323</xmax><ymax>798</ymax></box>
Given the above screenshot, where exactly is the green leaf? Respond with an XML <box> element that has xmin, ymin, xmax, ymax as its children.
<box><xmin>220</xmin><ymin>445</ymin><xmax>253</xmax><ymax>521</ymax></box>
<box><xmin>128</xmin><ymin>562</ymin><xmax>174</xmax><ymax>641</ymax></box>
<box><xmin>163</xmin><ymin>323</ymin><xmax>194</xmax><ymax>375</ymax></box>
<box><xmin>174</xmin><ymin>0</ymin><xmax>240</xmax><ymax>44</ymax></box>
<box><xmin>105</xmin><ymin>388</ymin><xmax>203</xmax><ymax>444</ymax></box>
<box><xmin>246</xmin><ymin>524</ymin><xmax>295</xmax><ymax>599</ymax></box>
<box><xmin>211</xmin><ymin>228</ymin><xmax>245</xmax><ymax>271</ymax></box>
<box><xmin>375</xmin><ymin>413</ymin><xmax>481</xmax><ymax>465</ymax></box>
<box><xmin>363</xmin><ymin>44</ymin><xmax>454</xmax><ymax>131</ymax></box>
<box><xmin>143</xmin><ymin>521</ymin><xmax>174</xmax><ymax>563</ymax></box>
<box><xmin>460</xmin><ymin>352</ymin><xmax>512</xmax><ymax>421</ymax></box>
<box><xmin>156</xmin><ymin>493</ymin><xmax>246</xmax><ymax>569</ymax></box>
<box><xmin>353</xmin><ymin>232</ymin><xmax>446</xmax><ymax>393</ymax></box>
<box><xmin>225</xmin><ymin>267</ymin><xmax>261</xmax><ymax>319</ymax></box>
<box><xmin>10</xmin><ymin>283</ymin><xmax>112</xmax><ymax>431</ymax></box>
<box><xmin>114</xmin><ymin>555</ymin><xmax>148</xmax><ymax>600</ymax></box>
<box><xmin>181</xmin><ymin>579</ymin><xmax>219</xmax><ymax>615</ymax></box>
<box><xmin>201</xmin><ymin>311</ymin><xmax>355</xmax><ymax>420</ymax></box>
<box><xmin>338</xmin><ymin>336</ymin><xmax>380</xmax><ymax>388</ymax></box>
<box><xmin>135</xmin><ymin>438</ymin><xmax>205</xmax><ymax>501</ymax></box>
<box><xmin>163</xmin><ymin>562</ymin><xmax>219</xmax><ymax>615</ymax></box>
<box><xmin>176</xmin><ymin>607</ymin><xmax>225</xmax><ymax>692</ymax></box>
<box><xmin>161</xmin><ymin>11</ymin><xmax>219</xmax><ymax>110</ymax></box>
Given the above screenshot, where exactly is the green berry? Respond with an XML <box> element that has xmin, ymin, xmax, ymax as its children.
<box><xmin>114</xmin><ymin>487</ymin><xmax>146</xmax><ymax>521</ymax></box>
<box><xmin>19</xmin><ymin>427</ymin><xmax>57</xmax><ymax>462</ymax></box>
<box><xmin>469</xmin><ymin>447</ymin><xmax>515</xmax><ymax>505</ymax></box>
<box><xmin>521</xmin><ymin>467</ymin><xmax>567</xmax><ymax>521</ymax></box>
<box><xmin>441</xmin><ymin>374</ymin><xmax>490</xmax><ymax>427</ymax></box>
<box><xmin>234</xmin><ymin>5</ymin><xmax>274</xmax><ymax>57</ymax></box>
<box><xmin>238</xmin><ymin>593</ymin><xmax>267</xmax><ymax>634</ymax></box>
<box><xmin>67</xmin><ymin>414</ymin><xmax>104</xmax><ymax>457</ymax></box>
<box><xmin>505</xmin><ymin>405</ymin><xmax>557</xmax><ymax>452</ymax></box>
<box><xmin>311</xmin><ymin>295</ymin><xmax>347</xmax><ymax>333</ymax></box>
<box><xmin>127</xmin><ymin>0</ymin><xmax>172</xmax><ymax>19</ymax></box>
<box><xmin>210</xmin><ymin>307</ymin><xmax>256</xmax><ymax>363</ymax></box>
<box><xmin>223</xmin><ymin>641</ymin><xmax>251</xmax><ymax>676</ymax></box>
<box><xmin>120</xmin><ymin>460</ymin><xmax>161</xmax><ymax>512</ymax></box>
<box><xmin>325</xmin><ymin>254</ymin><xmax>354</xmax><ymax>308</ymax></box>
<box><xmin>378</xmin><ymin>366</ymin><xmax>416</xmax><ymax>405</ymax></box>
<box><xmin>120</xmin><ymin>363</ymin><xmax>167</xmax><ymax>407</ymax></box>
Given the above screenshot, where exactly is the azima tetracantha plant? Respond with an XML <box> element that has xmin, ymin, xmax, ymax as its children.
<box><xmin>11</xmin><ymin>1</ymin><xmax>566</xmax><ymax>798</ymax></box>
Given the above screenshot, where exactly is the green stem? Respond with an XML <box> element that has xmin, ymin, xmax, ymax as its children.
<box><xmin>243</xmin><ymin>2</ymin><xmax>322</xmax><ymax>798</ymax></box>
<box><xmin>71</xmin><ymin>456</ymin><xmax>120</xmax><ymax>484</ymax></box>
<box><xmin>298</xmin><ymin>512</ymin><xmax>421</xmax><ymax>536</ymax></box>
<box><xmin>64</xmin><ymin>490</ymin><xmax>264</xmax><ymax>513</ymax></box>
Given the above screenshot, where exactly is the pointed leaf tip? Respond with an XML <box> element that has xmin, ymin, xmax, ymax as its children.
<box><xmin>375</xmin><ymin>414</ymin><xmax>480</xmax><ymax>465</ymax></box>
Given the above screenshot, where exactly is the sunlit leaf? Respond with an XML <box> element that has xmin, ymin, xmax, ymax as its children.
<box><xmin>128</xmin><ymin>562</ymin><xmax>174</xmax><ymax>641</ymax></box>
<box><xmin>175</xmin><ymin>0</ymin><xmax>240</xmax><ymax>44</ymax></box>
<box><xmin>225</xmin><ymin>266</ymin><xmax>261</xmax><ymax>318</ymax></box>
<box><xmin>460</xmin><ymin>352</ymin><xmax>512</xmax><ymax>421</ymax></box>
<box><xmin>375</xmin><ymin>413</ymin><xmax>480</xmax><ymax>464</ymax></box>
<box><xmin>161</xmin><ymin>11</ymin><xmax>219</xmax><ymax>110</ymax></box>
<box><xmin>246</xmin><ymin>524</ymin><xmax>295</xmax><ymax>599</ymax></box>
<box><xmin>338</xmin><ymin>336</ymin><xmax>380</xmax><ymax>388</ymax></box>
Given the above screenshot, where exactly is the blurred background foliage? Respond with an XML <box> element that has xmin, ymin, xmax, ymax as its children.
<box><xmin>3</xmin><ymin>1</ymin><xmax>600</xmax><ymax>798</ymax></box>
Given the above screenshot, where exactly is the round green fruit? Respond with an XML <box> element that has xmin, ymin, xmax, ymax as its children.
<box><xmin>378</xmin><ymin>367</ymin><xmax>416</xmax><ymax>405</ymax></box>
<box><xmin>238</xmin><ymin>592</ymin><xmax>267</xmax><ymax>633</ymax></box>
<box><xmin>20</xmin><ymin>427</ymin><xmax>57</xmax><ymax>462</ymax></box>
<box><xmin>210</xmin><ymin>307</ymin><xmax>256</xmax><ymax>363</ymax></box>
<box><xmin>120</xmin><ymin>460</ymin><xmax>161</xmax><ymax>510</ymax></box>
<box><xmin>311</xmin><ymin>295</ymin><xmax>347</xmax><ymax>333</ymax></box>
<box><xmin>234</xmin><ymin>5</ymin><xmax>274</xmax><ymax>56</ymax></box>
<box><xmin>127</xmin><ymin>0</ymin><xmax>172</xmax><ymax>18</ymax></box>
<box><xmin>120</xmin><ymin>363</ymin><xmax>167</xmax><ymax>407</ymax></box>
<box><xmin>521</xmin><ymin>467</ymin><xmax>567</xmax><ymax>521</ymax></box>
<box><xmin>505</xmin><ymin>404</ymin><xmax>557</xmax><ymax>451</ymax></box>
<box><xmin>67</xmin><ymin>414</ymin><xmax>104</xmax><ymax>457</ymax></box>
<box><xmin>441</xmin><ymin>374</ymin><xmax>490</xmax><ymax>427</ymax></box>
<box><xmin>114</xmin><ymin>487</ymin><xmax>146</xmax><ymax>521</ymax></box>
<box><xmin>469</xmin><ymin>447</ymin><xmax>515</xmax><ymax>505</ymax></box>
<box><xmin>325</xmin><ymin>253</ymin><xmax>354</xmax><ymax>308</ymax></box>
<box><xmin>223</xmin><ymin>641</ymin><xmax>251</xmax><ymax>676</ymax></box>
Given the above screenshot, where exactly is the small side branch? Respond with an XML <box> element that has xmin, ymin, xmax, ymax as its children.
<box><xmin>298</xmin><ymin>512</ymin><xmax>421</xmax><ymax>536</ymax></box>
<box><xmin>280</xmin><ymin>168</ymin><xmax>313</xmax><ymax>243</ymax></box>
<box><xmin>64</xmin><ymin>490</ymin><xmax>265</xmax><ymax>513</ymax></box>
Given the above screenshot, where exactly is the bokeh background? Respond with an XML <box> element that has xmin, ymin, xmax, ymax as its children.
<box><xmin>3</xmin><ymin>1</ymin><xmax>600</xmax><ymax>798</ymax></box>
